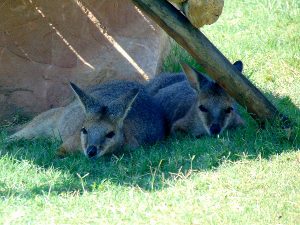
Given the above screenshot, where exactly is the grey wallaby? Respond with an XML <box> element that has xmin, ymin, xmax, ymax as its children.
<box><xmin>146</xmin><ymin>61</ymin><xmax>245</xmax><ymax>137</ymax></box>
<box><xmin>9</xmin><ymin>80</ymin><xmax>166</xmax><ymax>158</ymax></box>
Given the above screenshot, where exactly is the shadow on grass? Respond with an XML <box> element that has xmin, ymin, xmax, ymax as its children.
<box><xmin>0</xmin><ymin>95</ymin><xmax>299</xmax><ymax>198</ymax></box>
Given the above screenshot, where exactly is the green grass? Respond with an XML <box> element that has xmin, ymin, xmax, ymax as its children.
<box><xmin>1</xmin><ymin>0</ymin><xmax>300</xmax><ymax>224</ymax></box>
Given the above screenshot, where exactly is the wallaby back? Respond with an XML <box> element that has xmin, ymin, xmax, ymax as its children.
<box><xmin>147</xmin><ymin>74</ymin><xmax>197</xmax><ymax>131</ymax></box>
<box><xmin>146</xmin><ymin>72</ymin><xmax>186</xmax><ymax>96</ymax></box>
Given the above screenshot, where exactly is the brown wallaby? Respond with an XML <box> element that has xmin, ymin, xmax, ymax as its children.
<box><xmin>9</xmin><ymin>80</ymin><xmax>166</xmax><ymax>158</ymax></box>
<box><xmin>146</xmin><ymin>61</ymin><xmax>245</xmax><ymax>137</ymax></box>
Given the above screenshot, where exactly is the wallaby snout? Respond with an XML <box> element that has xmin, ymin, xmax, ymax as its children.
<box><xmin>86</xmin><ymin>145</ymin><xmax>97</xmax><ymax>158</ymax></box>
<box><xmin>210</xmin><ymin>123</ymin><xmax>221</xmax><ymax>135</ymax></box>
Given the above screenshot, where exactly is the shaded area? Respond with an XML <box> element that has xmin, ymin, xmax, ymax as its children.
<box><xmin>0</xmin><ymin>94</ymin><xmax>298</xmax><ymax>199</ymax></box>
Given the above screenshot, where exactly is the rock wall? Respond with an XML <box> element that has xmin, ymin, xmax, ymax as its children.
<box><xmin>0</xmin><ymin>0</ymin><xmax>169</xmax><ymax>122</ymax></box>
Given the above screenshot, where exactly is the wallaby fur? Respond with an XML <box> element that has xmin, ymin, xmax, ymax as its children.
<box><xmin>146</xmin><ymin>61</ymin><xmax>245</xmax><ymax>137</ymax></box>
<box><xmin>9</xmin><ymin>80</ymin><xmax>166</xmax><ymax>158</ymax></box>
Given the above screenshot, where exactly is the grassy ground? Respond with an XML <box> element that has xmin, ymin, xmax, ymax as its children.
<box><xmin>1</xmin><ymin>0</ymin><xmax>300</xmax><ymax>224</ymax></box>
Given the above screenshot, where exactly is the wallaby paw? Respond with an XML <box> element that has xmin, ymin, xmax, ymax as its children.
<box><xmin>4</xmin><ymin>136</ymin><xmax>13</xmax><ymax>143</ymax></box>
<box><xmin>4</xmin><ymin>135</ymin><xmax>19</xmax><ymax>144</ymax></box>
<box><xmin>55</xmin><ymin>147</ymin><xmax>69</xmax><ymax>158</ymax></box>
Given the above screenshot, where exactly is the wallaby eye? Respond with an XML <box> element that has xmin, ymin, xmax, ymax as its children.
<box><xmin>225</xmin><ymin>107</ymin><xmax>233</xmax><ymax>114</ymax></box>
<box><xmin>81</xmin><ymin>127</ymin><xmax>87</xmax><ymax>134</ymax></box>
<box><xmin>199</xmin><ymin>105</ymin><xmax>208</xmax><ymax>112</ymax></box>
<box><xmin>105</xmin><ymin>131</ymin><xmax>115</xmax><ymax>139</ymax></box>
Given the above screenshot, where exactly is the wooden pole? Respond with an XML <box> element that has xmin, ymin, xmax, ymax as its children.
<box><xmin>132</xmin><ymin>0</ymin><xmax>287</xmax><ymax>124</ymax></box>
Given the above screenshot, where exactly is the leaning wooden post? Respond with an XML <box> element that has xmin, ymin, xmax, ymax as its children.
<box><xmin>132</xmin><ymin>0</ymin><xmax>287</xmax><ymax>125</ymax></box>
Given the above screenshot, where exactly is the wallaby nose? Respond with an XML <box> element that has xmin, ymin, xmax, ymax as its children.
<box><xmin>210</xmin><ymin>124</ymin><xmax>221</xmax><ymax>135</ymax></box>
<box><xmin>87</xmin><ymin>146</ymin><xmax>97</xmax><ymax>158</ymax></box>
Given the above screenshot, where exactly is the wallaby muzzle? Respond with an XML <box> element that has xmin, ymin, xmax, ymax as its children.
<box><xmin>210</xmin><ymin>123</ymin><xmax>221</xmax><ymax>135</ymax></box>
<box><xmin>86</xmin><ymin>145</ymin><xmax>98</xmax><ymax>158</ymax></box>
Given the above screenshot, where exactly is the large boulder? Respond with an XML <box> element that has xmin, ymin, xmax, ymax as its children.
<box><xmin>0</xmin><ymin>0</ymin><xmax>169</xmax><ymax>122</ymax></box>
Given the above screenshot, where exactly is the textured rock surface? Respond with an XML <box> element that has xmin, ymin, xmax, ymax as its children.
<box><xmin>0</xmin><ymin>0</ymin><xmax>169</xmax><ymax>122</ymax></box>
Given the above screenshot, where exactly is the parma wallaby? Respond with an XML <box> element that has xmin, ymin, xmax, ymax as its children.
<box><xmin>146</xmin><ymin>61</ymin><xmax>245</xmax><ymax>137</ymax></box>
<box><xmin>9</xmin><ymin>80</ymin><xmax>166</xmax><ymax>158</ymax></box>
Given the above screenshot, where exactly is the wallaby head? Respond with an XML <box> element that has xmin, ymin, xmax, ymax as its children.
<box><xmin>173</xmin><ymin>61</ymin><xmax>244</xmax><ymax>137</ymax></box>
<box><xmin>70</xmin><ymin>82</ymin><xmax>139</xmax><ymax>158</ymax></box>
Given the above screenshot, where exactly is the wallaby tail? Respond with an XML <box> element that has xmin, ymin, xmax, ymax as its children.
<box><xmin>7</xmin><ymin>107</ymin><xmax>64</xmax><ymax>142</ymax></box>
<box><xmin>5</xmin><ymin>123</ymin><xmax>27</xmax><ymax>136</ymax></box>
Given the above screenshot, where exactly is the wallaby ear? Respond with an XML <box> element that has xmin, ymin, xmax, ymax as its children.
<box><xmin>69</xmin><ymin>82</ymin><xmax>98</xmax><ymax>112</ymax></box>
<box><xmin>233</xmin><ymin>60</ymin><xmax>243</xmax><ymax>72</ymax></box>
<box><xmin>234</xmin><ymin>113</ymin><xmax>245</xmax><ymax>126</ymax></box>
<box><xmin>109</xmin><ymin>88</ymin><xmax>140</xmax><ymax>125</ymax></box>
<box><xmin>180</xmin><ymin>62</ymin><xmax>209</xmax><ymax>92</ymax></box>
